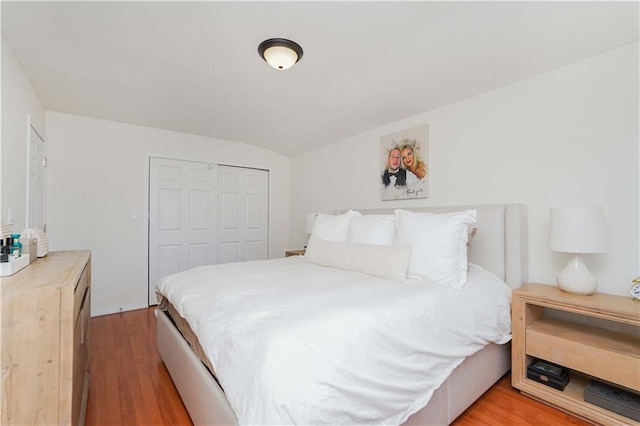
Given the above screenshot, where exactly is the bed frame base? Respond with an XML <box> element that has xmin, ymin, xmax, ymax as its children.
<box><xmin>404</xmin><ymin>341</ymin><xmax>511</xmax><ymax>425</ymax></box>
<box><xmin>158</xmin><ymin>309</ymin><xmax>510</xmax><ymax>425</ymax></box>
<box><xmin>157</xmin><ymin>310</ymin><xmax>237</xmax><ymax>425</ymax></box>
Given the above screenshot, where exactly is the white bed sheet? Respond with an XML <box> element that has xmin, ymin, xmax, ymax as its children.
<box><xmin>156</xmin><ymin>256</ymin><xmax>512</xmax><ymax>425</ymax></box>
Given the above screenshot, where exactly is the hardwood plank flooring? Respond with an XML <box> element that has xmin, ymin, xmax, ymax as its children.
<box><xmin>86</xmin><ymin>307</ymin><xmax>191</xmax><ymax>426</ymax></box>
<box><xmin>86</xmin><ymin>307</ymin><xmax>589</xmax><ymax>425</ymax></box>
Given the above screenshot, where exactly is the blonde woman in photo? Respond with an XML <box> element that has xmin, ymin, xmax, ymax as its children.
<box><xmin>400</xmin><ymin>142</ymin><xmax>427</xmax><ymax>180</ymax></box>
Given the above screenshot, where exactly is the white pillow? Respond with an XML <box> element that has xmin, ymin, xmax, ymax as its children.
<box><xmin>347</xmin><ymin>214</ymin><xmax>396</xmax><ymax>245</ymax></box>
<box><xmin>311</xmin><ymin>210</ymin><xmax>361</xmax><ymax>242</ymax></box>
<box><xmin>394</xmin><ymin>209</ymin><xmax>477</xmax><ymax>288</ymax></box>
<box><xmin>304</xmin><ymin>238</ymin><xmax>411</xmax><ymax>282</ymax></box>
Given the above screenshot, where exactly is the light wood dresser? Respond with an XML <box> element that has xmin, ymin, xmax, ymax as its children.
<box><xmin>1</xmin><ymin>250</ymin><xmax>91</xmax><ymax>425</ymax></box>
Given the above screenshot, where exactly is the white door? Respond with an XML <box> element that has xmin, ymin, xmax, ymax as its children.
<box><xmin>148</xmin><ymin>158</ymin><xmax>218</xmax><ymax>301</ymax></box>
<box><xmin>26</xmin><ymin>120</ymin><xmax>46</xmax><ymax>230</ymax></box>
<box><xmin>218</xmin><ymin>165</ymin><xmax>269</xmax><ymax>263</ymax></box>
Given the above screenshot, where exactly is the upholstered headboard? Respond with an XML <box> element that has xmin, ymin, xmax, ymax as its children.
<box><xmin>345</xmin><ymin>204</ymin><xmax>528</xmax><ymax>289</ymax></box>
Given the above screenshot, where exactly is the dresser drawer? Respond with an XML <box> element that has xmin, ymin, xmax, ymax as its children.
<box><xmin>73</xmin><ymin>265</ymin><xmax>89</xmax><ymax>325</ymax></box>
<box><xmin>526</xmin><ymin>318</ymin><xmax>640</xmax><ymax>392</ymax></box>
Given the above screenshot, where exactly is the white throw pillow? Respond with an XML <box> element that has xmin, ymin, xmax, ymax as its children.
<box><xmin>304</xmin><ymin>238</ymin><xmax>411</xmax><ymax>282</ymax></box>
<box><xmin>347</xmin><ymin>214</ymin><xmax>396</xmax><ymax>246</ymax></box>
<box><xmin>394</xmin><ymin>209</ymin><xmax>477</xmax><ymax>288</ymax></box>
<box><xmin>311</xmin><ymin>210</ymin><xmax>361</xmax><ymax>242</ymax></box>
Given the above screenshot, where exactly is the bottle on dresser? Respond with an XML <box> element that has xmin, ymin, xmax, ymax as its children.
<box><xmin>10</xmin><ymin>234</ymin><xmax>22</xmax><ymax>259</ymax></box>
<box><xmin>0</xmin><ymin>236</ymin><xmax>21</xmax><ymax>262</ymax></box>
<box><xmin>0</xmin><ymin>238</ymin><xmax>9</xmax><ymax>263</ymax></box>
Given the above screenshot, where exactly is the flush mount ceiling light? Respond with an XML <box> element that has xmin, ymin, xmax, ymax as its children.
<box><xmin>258</xmin><ymin>38</ymin><xmax>303</xmax><ymax>70</ymax></box>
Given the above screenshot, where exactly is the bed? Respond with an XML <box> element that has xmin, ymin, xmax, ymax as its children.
<box><xmin>156</xmin><ymin>203</ymin><xmax>528</xmax><ymax>425</ymax></box>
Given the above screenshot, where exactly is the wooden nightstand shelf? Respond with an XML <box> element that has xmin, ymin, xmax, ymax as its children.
<box><xmin>285</xmin><ymin>249</ymin><xmax>305</xmax><ymax>257</ymax></box>
<box><xmin>512</xmin><ymin>283</ymin><xmax>640</xmax><ymax>425</ymax></box>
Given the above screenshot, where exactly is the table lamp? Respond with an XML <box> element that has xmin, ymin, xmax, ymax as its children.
<box><xmin>549</xmin><ymin>207</ymin><xmax>607</xmax><ymax>295</ymax></box>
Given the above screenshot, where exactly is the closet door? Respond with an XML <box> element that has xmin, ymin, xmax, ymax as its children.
<box><xmin>148</xmin><ymin>158</ymin><xmax>218</xmax><ymax>300</ymax></box>
<box><xmin>218</xmin><ymin>165</ymin><xmax>269</xmax><ymax>264</ymax></box>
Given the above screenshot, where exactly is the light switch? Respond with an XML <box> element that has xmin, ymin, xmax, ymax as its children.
<box><xmin>7</xmin><ymin>208</ymin><xmax>14</xmax><ymax>226</ymax></box>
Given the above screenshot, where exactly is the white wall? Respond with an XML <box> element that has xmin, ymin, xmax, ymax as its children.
<box><xmin>290</xmin><ymin>43</ymin><xmax>639</xmax><ymax>297</ymax></box>
<box><xmin>1</xmin><ymin>38</ymin><xmax>46</xmax><ymax>232</ymax></box>
<box><xmin>46</xmin><ymin>112</ymin><xmax>290</xmax><ymax>316</ymax></box>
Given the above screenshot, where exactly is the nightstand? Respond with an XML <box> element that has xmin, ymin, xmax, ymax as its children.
<box><xmin>512</xmin><ymin>283</ymin><xmax>640</xmax><ymax>425</ymax></box>
<box><xmin>285</xmin><ymin>249</ymin><xmax>305</xmax><ymax>257</ymax></box>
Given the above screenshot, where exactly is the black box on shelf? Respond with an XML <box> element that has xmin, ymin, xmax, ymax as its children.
<box><xmin>584</xmin><ymin>379</ymin><xmax>640</xmax><ymax>422</ymax></box>
<box><xmin>526</xmin><ymin>358</ymin><xmax>569</xmax><ymax>391</ymax></box>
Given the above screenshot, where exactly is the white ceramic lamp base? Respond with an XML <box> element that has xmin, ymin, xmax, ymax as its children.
<box><xmin>557</xmin><ymin>253</ymin><xmax>597</xmax><ymax>295</ymax></box>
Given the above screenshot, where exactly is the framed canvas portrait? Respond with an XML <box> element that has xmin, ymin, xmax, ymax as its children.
<box><xmin>380</xmin><ymin>124</ymin><xmax>428</xmax><ymax>201</ymax></box>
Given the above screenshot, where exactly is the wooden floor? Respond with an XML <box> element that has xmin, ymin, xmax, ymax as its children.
<box><xmin>86</xmin><ymin>307</ymin><xmax>589</xmax><ymax>426</ymax></box>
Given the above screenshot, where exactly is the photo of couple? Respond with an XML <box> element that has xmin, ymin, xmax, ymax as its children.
<box><xmin>380</xmin><ymin>124</ymin><xmax>428</xmax><ymax>200</ymax></box>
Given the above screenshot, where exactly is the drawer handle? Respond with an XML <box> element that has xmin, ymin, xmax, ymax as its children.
<box><xmin>79</xmin><ymin>288</ymin><xmax>89</xmax><ymax>345</ymax></box>
<box><xmin>76</xmin><ymin>287</ymin><xmax>88</xmax><ymax>324</ymax></box>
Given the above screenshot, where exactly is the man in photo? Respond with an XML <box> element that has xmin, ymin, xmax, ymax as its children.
<box><xmin>381</xmin><ymin>147</ymin><xmax>407</xmax><ymax>188</ymax></box>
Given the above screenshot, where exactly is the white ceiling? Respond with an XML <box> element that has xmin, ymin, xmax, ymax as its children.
<box><xmin>2</xmin><ymin>1</ymin><xmax>638</xmax><ymax>156</ymax></box>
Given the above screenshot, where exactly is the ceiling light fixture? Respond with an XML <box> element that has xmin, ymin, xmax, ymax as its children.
<box><xmin>258</xmin><ymin>38</ymin><xmax>303</xmax><ymax>70</ymax></box>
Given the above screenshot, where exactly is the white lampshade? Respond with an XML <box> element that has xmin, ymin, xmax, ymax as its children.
<box><xmin>549</xmin><ymin>207</ymin><xmax>607</xmax><ymax>253</ymax></box>
<box><xmin>549</xmin><ymin>207</ymin><xmax>607</xmax><ymax>295</ymax></box>
<box><xmin>305</xmin><ymin>213</ymin><xmax>318</xmax><ymax>235</ymax></box>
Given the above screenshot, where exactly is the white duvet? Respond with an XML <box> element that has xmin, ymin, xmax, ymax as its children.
<box><xmin>156</xmin><ymin>256</ymin><xmax>512</xmax><ymax>425</ymax></box>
